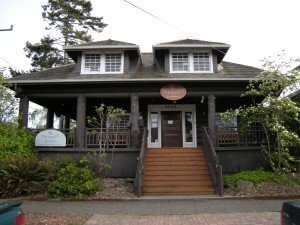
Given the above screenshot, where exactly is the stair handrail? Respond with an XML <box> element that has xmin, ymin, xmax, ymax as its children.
<box><xmin>134</xmin><ymin>127</ymin><xmax>148</xmax><ymax>197</ymax></box>
<box><xmin>202</xmin><ymin>126</ymin><xmax>224</xmax><ymax>196</ymax></box>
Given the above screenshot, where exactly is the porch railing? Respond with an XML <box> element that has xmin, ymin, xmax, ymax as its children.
<box><xmin>202</xmin><ymin>126</ymin><xmax>223</xmax><ymax>196</ymax></box>
<box><xmin>216</xmin><ymin>126</ymin><xmax>266</xmax><ymax>148</ymax></box>
<box><xmin>29</xmin><ymin>128</ymin><xmax>76</xmax><ymax>148</ymax></box>
<box><xmin>85</xmin><ymin>128</ymin><xmax>130</xmax><ymax>148</ymax></box>
<box><xmin>134</xmin><ymin>127</ymin><xmax>148</xmax><ymax>197</ymax></box>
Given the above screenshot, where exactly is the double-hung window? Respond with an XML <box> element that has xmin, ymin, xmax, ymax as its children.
<box><xmin>170</xmin><ymin>51</ymin><xmax>212</xmax><ymax>73</ymax></box>
<box><xmin>172</xmin><ymin>53</ymin><xmax>189</xmax><ymax>71</ymax></box>
<box><xmin>82</xmin><ymin>52</ymin><xmax>123</xmax><ymax>74</ymax></box>
<box><xmin>105</xmin><ymin>53</ymin><xmax>122</xmax><ymax>72</ymax></box>
<box><xmin>84</xmin><ymin>53</ymin><xmax>101</xmax><ymax>73</ymax></box>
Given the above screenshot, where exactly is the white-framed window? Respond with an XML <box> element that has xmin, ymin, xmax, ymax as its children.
<box><xmin>84</xmin><ymin>53</ymin><xmax>101</xmax><ymax>72</ymax></box>
<box><xmin>105</xmin><ymin>53</ymin><xmax>122</xmax><ymax>72</ymax></box>
<box><xmin>169</xmin><ymin>51</ymin><xmax>213</xmax><ymax>73</ymax></box>
<box><xmin>193</xmin><ymin>52</ymin><xmax>210</xmax><ymax>71</ymax></box>
<box><xmin>81</xmin><ymin>52</ymin><xmax>124</xmax><ymax>74</ymax></box>
<box><xmin>172</xmin><ymin>53</ymin><xmax>189</xmax><ymax>71</ymax></box>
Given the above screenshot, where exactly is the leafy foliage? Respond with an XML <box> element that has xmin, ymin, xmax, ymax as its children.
<box><xmin>24</xmin><ymin>36</ymin><xmax>64</xmax><ymax>70</ymax></box>
<box><xmin>87</xmin><ymin>103</ymin><xmax>126</xmax><ymax>177</ymax></box>
<box><xmin>42</xmin><ymin>0</ymin><xmax>107</xmax><ymax>46</ymax></box>
<box><xmin>48</xmin><ymin>162</ymin><xmax>101</xmax><ymax>199</ymax></box>
<box><xmin>0</xmin><ymin>73</ymin><xmax>18</xmax><ymax>122</ymax></box>
<box><xmin>0</xmin><ymin>122</ymin><xmax>35</xmax><ymax>160</ymax></box>
<box><xmin>0</xmin><ymin>155</ymin><xmax>49</xmax><ymax>198</ymax></box>
<box><xmin>223</xmin><ymin>168</ymin><xmax>286</xmax><ymax>186</ymax></box>
<box><xmin>221</xmin><ymin>55</ymin><xmax>300</xmax><ymax>172</ymax></box>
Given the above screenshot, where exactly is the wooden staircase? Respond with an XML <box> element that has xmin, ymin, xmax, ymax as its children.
<box><xmin>143</xmin><ymin>148</ymin><xmax>215</xmax><ymax>195</ymax></box>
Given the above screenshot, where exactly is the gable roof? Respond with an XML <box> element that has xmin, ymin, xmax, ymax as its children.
<box><xmin>63</xmin><ymin>39</ymin><xmax>138</xmax><ymax>50</ymax></box>
<box><xmin>153</xmin><ymin>39</ymin><xmax>230</xmax><ymax>63</ymax></box>
<box><xmin>156</xmin><ymin>39</ymin><xmax>228</xmax><ymax>46</ymax></box>
<box><xmin>8</xmin><ymin>53</ymin><xmax>261</xmax><ymax>84</ymax></box>
<box><xmin>153</xmin><ymin>38</ymin><xmax>230</xmax><ymax>48</ymax></box>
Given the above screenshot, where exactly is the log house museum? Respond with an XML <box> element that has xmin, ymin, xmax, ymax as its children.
<box><xmin>9</xmin><ymin>39</ymin><xmax>266</xmax><ymax>196</ymax></box>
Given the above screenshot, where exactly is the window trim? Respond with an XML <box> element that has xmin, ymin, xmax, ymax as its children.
<box><xmin>169</xmin><ymin>50</ymin><xmax>213</xmax><ymax>73</ymax></box>
<box><xmin>81</xmin><ymin>51</ymin><xmax>124</xmax><ymax>74</ymax></box>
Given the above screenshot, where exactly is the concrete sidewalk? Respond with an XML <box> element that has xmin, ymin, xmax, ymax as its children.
<box><xmin>20</xmin><ymin>198</ymin><xmax>295</xmax><ymax>215</ymax></box>
<box><xmin>85</xmin><ymin>212</ymin><xmax>280</xmax><ymax>225</ymax></box>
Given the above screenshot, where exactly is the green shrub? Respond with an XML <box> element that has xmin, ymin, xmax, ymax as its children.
<box><xmin>0</xmin><ymin>155</ymin><xmax>49</xmax><ymax>198</ymax></box>
<box><xmin>0</xmin><ymin>123</ymin><xmax>35</xmax><ymax>160</ymax></box>
<box><xmin>48</xmin><ymin>163</ymin><xmax>101</xmax><ymax>199</ymax></box>
<box><xmin>223</xmin><ymin>168</ymin><xmax>286</xmax><ymax>186</ymax></box>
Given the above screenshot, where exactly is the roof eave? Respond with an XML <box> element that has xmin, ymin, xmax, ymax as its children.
<box><xmin>63</xmin><ymin>45</ymin><xmax>140</xmax><ymax>50</ymax></box>
<box><xmin>152</xmin><ymin>44</ymin><xmax>231</xmax><ymax>49</ymax></box>
<box><xmin>9</xmin><ymin>77</ymin><xmax>254</xmax><ymax>85</ymax></box>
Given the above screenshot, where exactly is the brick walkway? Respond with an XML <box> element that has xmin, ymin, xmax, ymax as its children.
<box><xmin>85</xmin><ymin>212</ymin><xmax>280</xmax><ymax>225</ymax></box>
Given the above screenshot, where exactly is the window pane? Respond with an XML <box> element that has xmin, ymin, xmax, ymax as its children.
<box><xmin>172</xmin><ymin>53</ymin><xmax>189</xmax><ymax>71</ymax></box>
<box><xmin>193</xmin><ymin>52</ymin><xmax>210</xmax><ymax>71</ymax></box>
<box><xmin>185</xmin><ymin>112</ymin><xmax>193</xmax><ymax>142</ymax></box>
<box><xmin>105</xmin><ymin>53</ymin><xmax>121</xmax><ymax>72</ymax></box>
<box><xmin>150</xmin><ymin>112</ymin><xmax>158</xmax><ymax>143</ymax></box>
<box><xmin>84</xmin><ymin>54</ymin><xmax>101</xmax><ymax>72</ymax></box>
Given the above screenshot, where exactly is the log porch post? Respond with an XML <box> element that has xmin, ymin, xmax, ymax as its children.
<box><xmin>46</xmin><ymin>108</ymin><xmax>54</xmax><ymax>129</ymax></box>
<box><xmin>19</xmin><ymin>95</ymin><xmax>29</xmax><ymax>128</ymax></box>
<box><xmin>76</xmin><ymin>95</ymin><xmax>86</xmax><ymax>148</ymax></box>
<box><xmin>131</xmin><ymin>93</ymin><xmax>140</xmax><ymax>148</ymax></box>
<box><xmin>208</xmin><ymin>95</ymin><xmax>216</xmax><ymax>145</ymax></box>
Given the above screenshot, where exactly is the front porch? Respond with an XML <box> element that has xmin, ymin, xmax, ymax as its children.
<box><xmin>17</xmin><ymin>83</ymin><xmax>267</xmax><ymax>179</ymax></box>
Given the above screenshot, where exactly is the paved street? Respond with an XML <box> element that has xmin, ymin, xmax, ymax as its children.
<box><xmin>21</xmin><ymin>198</ymin><xmax>291</xmax><ymax>215</ymax></box>
<box><xmin>18</xmin><ymin>198</ymin><xmax>296</xmax><ymax>224</ymax></box>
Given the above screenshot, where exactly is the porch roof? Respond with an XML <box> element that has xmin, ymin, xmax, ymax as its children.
<box><xmin>9</xmin><ymin>54</ymin><xmax>261</xmax><ymax>84</ymax></box>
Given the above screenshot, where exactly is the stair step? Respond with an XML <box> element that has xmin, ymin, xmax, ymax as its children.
<box><xmin>146</xmin><ymin>157</ymin><xmax>205</xmax><ymax>162</ymax></box>
<box><xmin>144</xmin><ymin>170</ymin><xmax>210</xmax><ymax>176</ymax></box>
<box><xmin>146</xmin><ymin>161</ymin><xmax>207</xmax><ymax>166</ymax></box>
<box><xmin>143</xmin><ymin>191</ymin><xmax>215</xmax><ymax>196</ymax></box>
<box><xmin>144</xmin><ymin>175</ymin><xmax>211</xmax><ymax>181</ymax></box>
<box><xmin>143</xmin><ymin>186</ymin><xmax>214</xmax><ymax>193</ymax></box>
<box><xmin>147</xmin><ymin>153</ymin><xmax>205</xmax><ymax>158</ymax></box>
<box><xmin>143</xmin><ymin>147</ymin><xmax>214</xmax><ymax>196</ymax></box>
<box><xmin>147</xmin><ymin>148</ymin><xmax>203</xmax><ymax>154</ymax></box>
<box><xmin>146</xmin><ymin>165</ymin><xmax>209</xmax><ymax>171</ymax></box>
<box><xmin>144</xmin><ymin>180</ymin><xmax>213</xmax><ymax>187</ymax></box>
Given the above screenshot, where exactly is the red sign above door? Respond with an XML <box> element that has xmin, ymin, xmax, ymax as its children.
<box><xmin>160</xmin><ymin>84</ymin><xmax>187</xmax><ymax>101</ymax></box>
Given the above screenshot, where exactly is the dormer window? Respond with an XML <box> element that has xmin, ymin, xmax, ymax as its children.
<box><xmin>170</xmin><ymin>51</ymin><xmax>213</xmax><ymax>73</ymax></box>
<box><xmin>81</xmin><ymin>52</ymin><xmax>124</xmax><ymax>74</ymax></box>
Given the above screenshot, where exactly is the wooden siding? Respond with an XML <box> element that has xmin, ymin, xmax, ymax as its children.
<box><xmin>164</xmin><ymin>51</ymin><xmax>170</xmax><ymax>73</ymax></box>
<box><xmin>124</xmin><ymin>52</ymin><xmax>130</xmax><ymax>73</ymax></box>
<box><xmin>212</xmin><ymin>54</ymin><xmax>218</xmax><ymax>73</ymax></box>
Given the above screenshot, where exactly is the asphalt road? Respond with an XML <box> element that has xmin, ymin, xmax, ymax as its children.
<box><xmin>18</xmin><ymin>198</ymin><xmax>299</xmax><ymax>215</ymax></box>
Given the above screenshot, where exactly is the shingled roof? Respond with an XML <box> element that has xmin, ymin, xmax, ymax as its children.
<box><xmin>9</xmin><ymin>53</ymin><xmax>261</xmax><ymax>84</ymax></box>
<box><xmin>64</xmin><ymin>39</ymin><xmax>138</xmax><ymax>50</ymax></box>
<box><xmin>156</xmin><ymin>39</ymin><xmax>229</xmax><ymax>46</ymax></box>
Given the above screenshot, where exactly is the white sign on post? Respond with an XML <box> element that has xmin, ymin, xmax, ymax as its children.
<box><xmin>35</xmin><ymin>129</ymin><xmax>66</xmax><ymax>147</ymax></box>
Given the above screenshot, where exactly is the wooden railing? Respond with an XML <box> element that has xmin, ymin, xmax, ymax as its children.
<box><xmin>85</xmin><ymin>128</ymin><xmax>130</xmax><ymax>148</ymax></box>
<box><xmin>216</xmin><ymin>126</ymin><xmax>266</xmax><ymax>148</ymax></box>
<box><xmin>202</xmin><ymin>126</ymin><xmax>223</xmax><ymax>196</ymax></box>
<box><xmin>29</xmin><ymin>128</ymin><xmax>75</xmax><ymax>147</ymax></box>
<box><xmin>134</xmin><ymin>127</ymin><xmax>148</xmax><ymax>197</ymax></box>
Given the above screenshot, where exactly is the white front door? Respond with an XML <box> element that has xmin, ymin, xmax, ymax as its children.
<box><xmin>147</xmin><ymin>105</ymin><xmax>197</xmax><ymax>148</ymax></box>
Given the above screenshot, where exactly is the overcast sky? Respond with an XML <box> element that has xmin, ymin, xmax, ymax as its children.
<box><xmin>0</xmin><ymin>0</ymin><xmax>299</xmax><ymax>73</ymax></box>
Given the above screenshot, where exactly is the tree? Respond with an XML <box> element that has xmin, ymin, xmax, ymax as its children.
<box><xmin>0</xmin><ymin>70</ymin><xmax>18</xmax><ymax>123</ymax></box>
<box><xmin>42</xmin><ymin>0</ymin><xmax>107</xmax><ymax>64</ymax></box>
<box><xmin>221</xmin><ymin>56</ymin><xmax>300</xmax><ymax>172</ymax></box>
<box><xmin>23</xmin><ymin>0</ymin><xmax>107</xmax><ymax>71</ymax></box>
<box><xmin>24</xmin><ymin>36</ymin><xmax>64</xmax><ymax>71</ymax></box>
<box><xmin>87</xmin><ymin>103</ymin><xmax>126</xmax><ymax>177</ymax></box>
